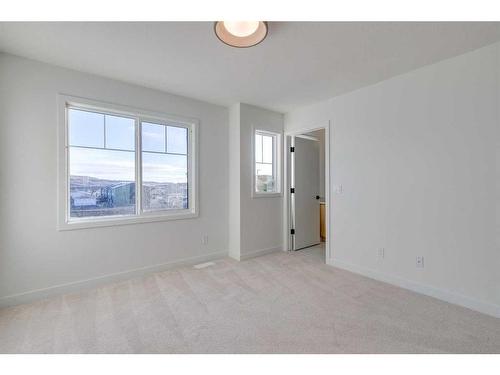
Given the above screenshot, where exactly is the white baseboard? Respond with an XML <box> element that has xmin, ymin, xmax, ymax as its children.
<box><xmin>327</xmin><ymin>258</ymin><xmax>500</xmax><ymax>319</ymax></box>
<box><xmin>0</xmin><ymin>250</ymin><xmax>227</xmax><ymax>308</ymax></box>
<box><xmin>238</xmin><ymin>246</ymin><xmax>282</xmax><ymax>261</ymax></box>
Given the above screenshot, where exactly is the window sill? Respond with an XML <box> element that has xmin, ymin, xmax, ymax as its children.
<box><xmin>252</xmin><ymin>192</ymin><xmax>282</xmax><ymax>199</ymax></box>
<box><xmin>58</xmin><ymin>210</ymin><xmax>198</xmax><ymax>231</ymax></box>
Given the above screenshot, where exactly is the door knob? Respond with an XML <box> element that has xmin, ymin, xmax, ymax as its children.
<box><xmin>315</xmin><ymin>195</ymin><xmax>320</xmax><ymax>200</ymax></box>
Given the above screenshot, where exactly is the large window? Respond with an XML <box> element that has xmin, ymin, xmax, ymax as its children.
<box><xmin>254</xmin><ymin>130</ymin><xmax>281</xmax><ymax>196</ymax></box>
<box><xmin>58</xmin><ymin>97</ymin><xmax>197</xmax><ymax>229</ymax></box>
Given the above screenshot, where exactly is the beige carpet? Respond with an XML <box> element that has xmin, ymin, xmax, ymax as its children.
<box><xmin>0</xmin><ymin>245</ymin><xmax>499</xmax><ymax>353</ymax></box>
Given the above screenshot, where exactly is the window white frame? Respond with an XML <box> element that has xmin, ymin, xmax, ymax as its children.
<box><xmin>252</xmin><ymin>129</ymin><xmax>282</xmax><ymax>198</ymax></box>
<box><xmin>57</xmin><ymin>95</ymin><xmax>198</xmax><ymax>230</ymax></box>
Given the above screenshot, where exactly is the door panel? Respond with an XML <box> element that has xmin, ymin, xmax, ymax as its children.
<box><xmin>286</xmin><ymin>135</ymin><xmax>294</xmax><ymax>250</ymax></box>
<box><xmin>293</xmin><ymin>136</ymin><xmax>320</xmax><ymax>250</ymax></box>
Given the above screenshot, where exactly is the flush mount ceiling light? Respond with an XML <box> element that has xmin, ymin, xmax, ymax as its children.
<box><xmin>214</xmin><ymin>21</ymin><xmax>268</xmax><ymax>48</ymax></box>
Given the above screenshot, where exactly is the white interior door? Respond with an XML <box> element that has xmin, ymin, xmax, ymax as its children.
<box><xmin>292</xmin><ymin>136</ymin><xmax>320</xmax><ymax>250</ymax></box>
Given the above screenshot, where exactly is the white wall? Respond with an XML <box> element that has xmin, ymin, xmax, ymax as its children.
<box><xmin>227</xmin><ymin>103</ymin><xmax>284</xmax><ymax>260</ymax></box>
<box><xmin>317</xmin><ymin>131</ymin><xmax>325</xmax><ymax>199</ymax></box>
<box><xmin>228</xmin><ymin>103</ymin><xmax>241</xmax><ymax>259</ymax></box>
<box><xmin>0</xmin><ymin>53</ymin><xmax>229</xmax><ymax>305</ymax></box>
<box><xmin>239</xmin><ymin>104</ymin><xmax>284</xmax><ymax>258</ymax></box>
<box><xmin>496</xmin><ymin>53</ymin><xmax>500</xmax><ymax>274</ymax></box>
<box><xmin>285</xmin><ymin>43</ymin><xmax>500</xmax><ymax>317</ymax></box>
<box><xmin>303</xmin><ymin>129</ymin><xmax>326</xmax><ymax>199</ymax></box>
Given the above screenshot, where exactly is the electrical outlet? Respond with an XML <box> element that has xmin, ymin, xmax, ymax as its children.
<box><xmin>202</xmin><ymin>235</ymin><xmax>209</xmax><ymax>245</ymax></box>
<box><xmin>378</xmin><ymin>248</ymin><xmax>385</xmax><ymax>259</ymax></box>
<box><xmin>416</xmin><ymin>256</ymin><xmax>424</xmax><ymax>268</ymax></box>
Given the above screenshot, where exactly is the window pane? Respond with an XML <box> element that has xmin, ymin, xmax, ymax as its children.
<box><xmin>142</xmin><ymin>152</ymin><xmax>188</xmax><ymax>211</ymax></box>
<box><xmin>256</xmin><ymin>162</ymin><xmax>275</xmax><ymax>192</ymax></box>
<box><xmin>68</xmin><ymin>108</ymin><xmax>104</xmax><ymax>148</ymax></box>
<box><xmin>262</xmin><ymin>135</ymin><xmax>273</xmax><ymax>163</ymax></box>
<box><xmin>106</xmin><ymin>115</ymin><xmax>135</xmax><ymax>151</ymax></box>
<box><xmin>142</xmin><ymin>122</ymin><xmax>165</xmax><ymax>152</ymax></box>
<box><xmin>69</xmin><ymin>147</ymin><xmax>135</xmax><ymax>218</ymax></box>
<box><xmin>255</xmin><ymin>134</ymin><xmax>262</xmax><ymax>163</ymax></box>
<box><xmin>167</xmin><ymin>126</ymin><xmax>188</xmax><ymax>154</ymax></box>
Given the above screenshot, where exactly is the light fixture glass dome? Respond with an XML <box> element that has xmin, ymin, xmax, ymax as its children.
<box><xmin>214</xmin><ymin>21</ymin><xmax>268</xmax><ymax>48</ymax></box>
<box><xmin>222</xmin><ymin>21</ymin><xmax>259</xmax><ymax>37</ymax></box>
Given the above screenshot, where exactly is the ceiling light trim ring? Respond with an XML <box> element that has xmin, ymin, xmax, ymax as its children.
<box><xmin>214</xmin><ymin>21</ymin><xmax>268</xmax><ymax>48</ymax></box>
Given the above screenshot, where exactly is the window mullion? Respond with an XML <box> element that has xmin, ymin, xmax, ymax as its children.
<box><xmin>164</xmin><ymin>124</ymin><xmax>167</xmax><ymax>153</ymax></box>
<box><xmin>136</xmin><ymin>117</ymin><xmax>142</xmax><ymax>216</ymax></box>
<box><xmin>103</xmin><ymin>115</ymin><xmax>107</xmax><ymax>149</ymax></box>
<box><xmin>271</xmin><ymin>136</ymin><xmax>277</xmax><ymax>182</ymax></box>
<box><xmin>261</xmin><ymin>135</ymin><xmax>264</xmax><ymax>164</ymax></box>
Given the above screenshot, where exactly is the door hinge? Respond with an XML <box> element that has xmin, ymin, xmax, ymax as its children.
<box><xmin>290</xmin><ymin>229</ymin><xmax>295</xmax><ymax>235</ymax></box>
<box><xmin>290</xmin><ymin>146</ymin><xmax>295</xmax><ymax>152</ymax></box>
<box><xmin>290</xmin><ymin>188</ymin><xmax>295</xmax><ymax>194</ymax></box>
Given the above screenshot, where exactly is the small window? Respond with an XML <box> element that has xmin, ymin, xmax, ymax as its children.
<box><xmin>59</xmin><ymin>97</ymin><xmax>198</xmax><ymax>230</ymax></box>
<box><xmin>254</xmin><ymin>130</ymin><xmax>281</xmax><ymax>195</ymax></box>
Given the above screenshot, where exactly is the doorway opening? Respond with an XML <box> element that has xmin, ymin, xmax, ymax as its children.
<box><xmin>284</xmin><ymin>123</ymin><xmax>330</xmax><ymax>264</ymax></box>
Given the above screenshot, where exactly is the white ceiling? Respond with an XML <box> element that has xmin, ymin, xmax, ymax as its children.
<box><xmin>0</xmin><ymin>22</ymin><xmax>499</xmax><ymax>112</ymax></box>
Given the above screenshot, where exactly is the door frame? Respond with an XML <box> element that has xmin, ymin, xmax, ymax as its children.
<box><xmin>282</xmin><ymin>121</ymin><xmax>331</xmax><ymax>263</ymax></box>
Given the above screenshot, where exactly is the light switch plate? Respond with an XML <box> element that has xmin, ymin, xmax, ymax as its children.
<box><xmin>378</xmin><ymin>248</ymin><xmax>385</xmax><ymax>259</ymax></box>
